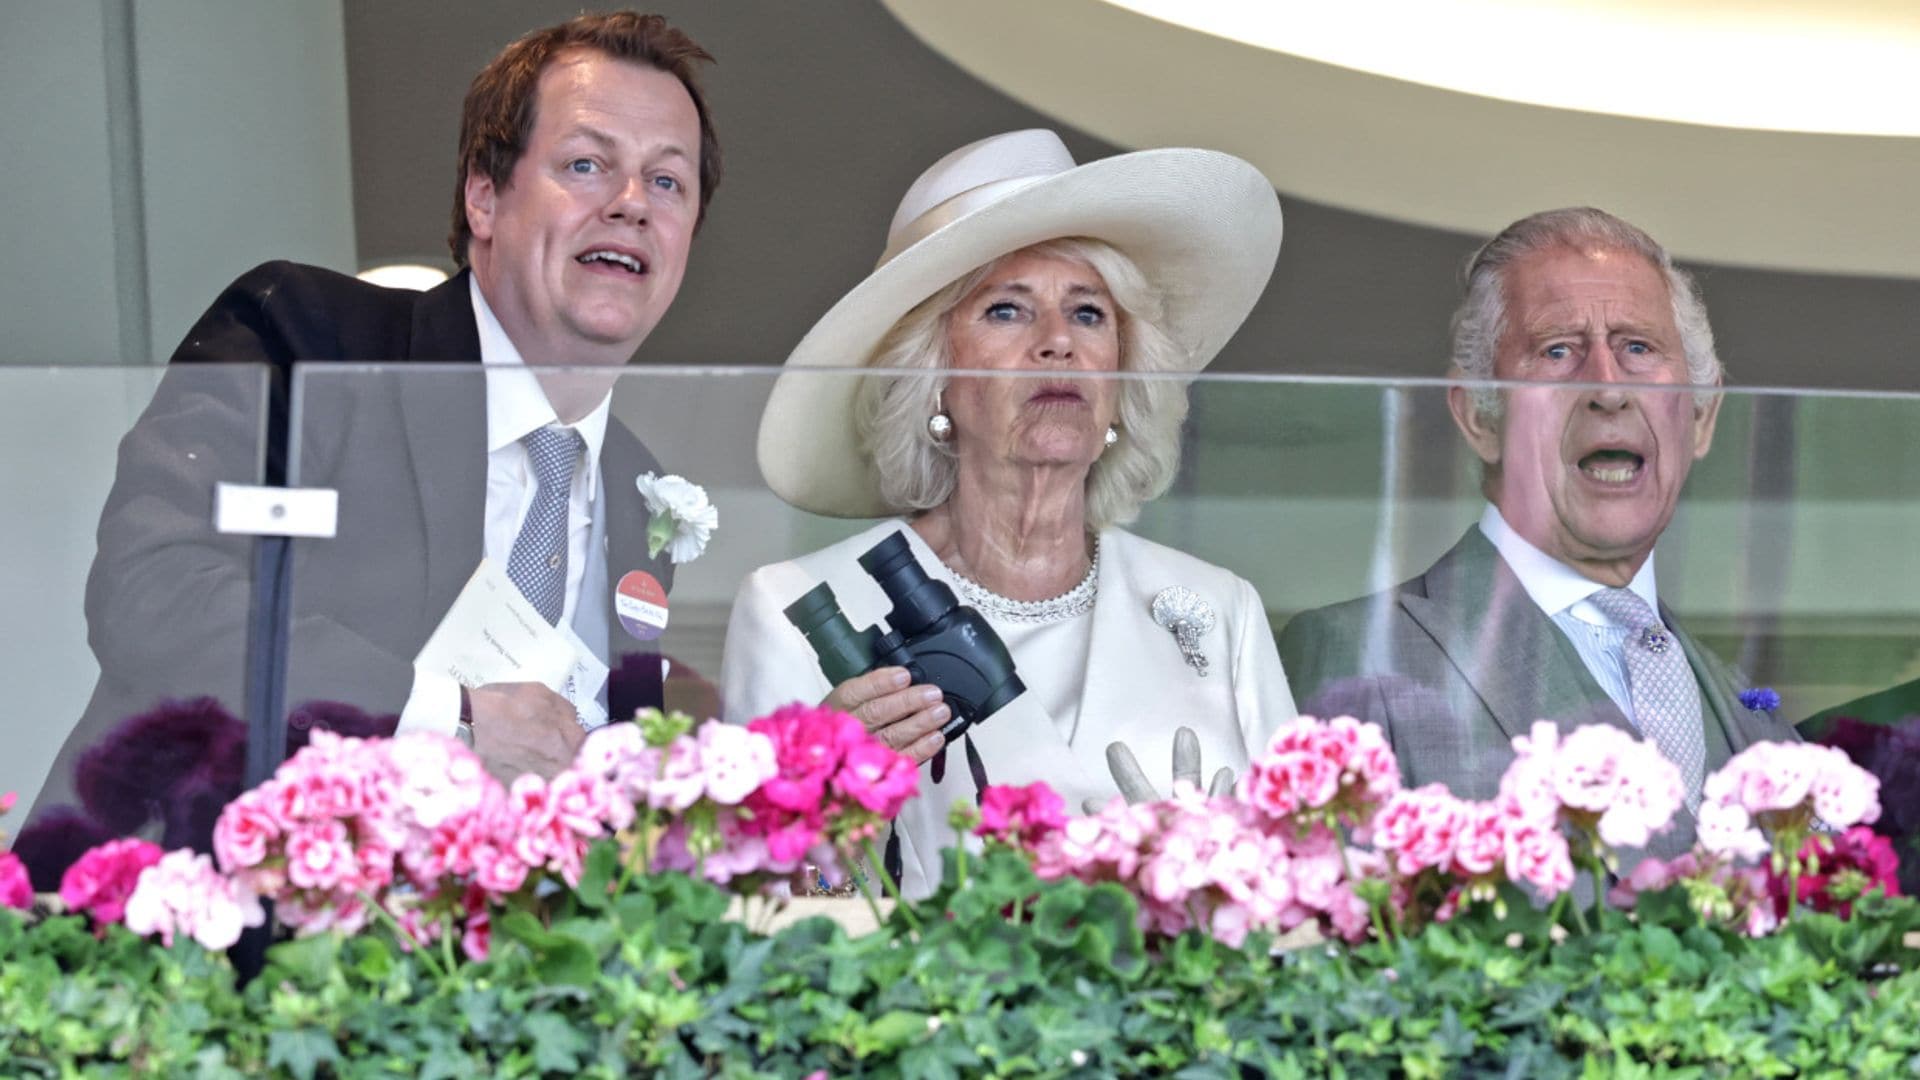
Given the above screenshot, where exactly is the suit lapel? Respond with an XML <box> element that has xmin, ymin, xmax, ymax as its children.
<box><xmin>600</xmin><ymin>417</ymin><xmax>675</xmax><ymax>712</ymax></box>
<box><xmin>400</xmin><ymin>272</ymin><xmax>487</xmax><ymax>621</ymax></box>
<box><xmin>1402</xmin><ymin>530</ymin><xmax>1630</xmax><ymax>743</ymax></box>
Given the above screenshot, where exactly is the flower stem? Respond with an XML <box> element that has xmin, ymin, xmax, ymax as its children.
<box><xmin>1590</xmin><ymin>860</ymin><xmax>1608</xmax><ymax>931</ymax></box>
<box><xmin>614</xmin><ymin>812</ymin><xmax>665</xmax><ymax>902</ymax></box>
<box><xmin>861</xmin><ymin>836</ymin><xmax>921</xmax><ymax>934</ymax></box>
<box><xmin>1335</xmin><ymin>836</ymin><xmax>1398</xmax><ymax>944</ymax></box>
<box><xmin>357</xmin><ymin>891</ymin><xmax>448</xmax><ymax>982</ymax></box>
<box><xmin>1566</xmin><ymin>890</ymin><xmax>1591</xmax><ymax>937</ymax></box>
<box><xmin>843</xmin><ymin>843</ymin><xmax>887</xmax><ymax>933</ymax></box>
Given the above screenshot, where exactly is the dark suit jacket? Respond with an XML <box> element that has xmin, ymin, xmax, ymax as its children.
<box><xmin>33</xmin><ymin>261</ymin><xmax>673</xmax><ymax>823</ymax></box>
<box><xmin>1277</xmin><ymin>527</ymin><xmax>1798</xmax><ymax>855</ymax></box>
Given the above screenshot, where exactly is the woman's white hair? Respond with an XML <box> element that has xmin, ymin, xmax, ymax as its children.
<box><xmin>853</xmin><ymin>237</ymin><xmax>1189</xmax><ymax>530</ymax></box>
<box><xmin>1450</xmin><ymin>207</ymin><xmax>1722</xmax><ymax>417</ymax></box>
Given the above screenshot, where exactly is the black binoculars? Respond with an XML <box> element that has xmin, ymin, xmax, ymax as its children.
<box><xmin>783</xmin><ymin>530</ymin><xmax>1025</xmax><ymax>741</ymax></box>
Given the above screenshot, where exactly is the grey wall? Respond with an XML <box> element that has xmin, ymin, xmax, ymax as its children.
<box><xmin>2</xmin><ymin>4</ymin><xmax>128</xmax><ymax>366</ymax></box>
<box><xmin>344</xmin><ymin>0</ymin><xmax>1920</xmax><ymax>390</ymax></box>
<box><xmin>1</xmin><ymin>0</ymin><xmax>357</xmax><ymax>367</ymax></box>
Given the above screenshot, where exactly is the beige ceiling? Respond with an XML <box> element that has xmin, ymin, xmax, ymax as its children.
<box><xmin>346</xmin><ymin>0</ymin><xmax>1920</xmax><ymax>391</ymax></box>
<box><xmin>885</xmin><ymin>0</ymin><xmax>1920</xmax><ymax>278</ymax></box>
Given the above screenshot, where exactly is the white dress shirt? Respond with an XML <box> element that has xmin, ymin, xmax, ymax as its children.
<box><xmin>395</xmin><ymin>278</ymin><xmax>612</xmax><ymax>736</ymax></box>
<box><xmin>1477</xmin><ymin>504</ymin><xmax>1659</xmax><ymax>723</ymax></box>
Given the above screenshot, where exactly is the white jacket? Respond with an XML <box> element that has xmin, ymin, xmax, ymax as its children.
<box><xmin>719</xmin><ymin>520</ymin><xmax>1296</xmax><ymax>897</ymax></box>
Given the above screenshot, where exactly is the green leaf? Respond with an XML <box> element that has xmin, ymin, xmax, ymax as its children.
<box><xmin>261</xmin><ymin>933</ymin><xmax>343</xmax><ymax>988</ymax></box>
<box><xmin>575</xmin><ymin>840</ymin><xmax>620</xmax><ymax>910</ymax></box>
<box><xmin>523</xmin><ymin>1011</ymin><xmax>592</xmax><ymax>1072</ymax></box>
<box><xmin>266</xmin><ymin>1028</ymin><xmax>341</xmax><ymax>1080</ymax></box>
<box><xmin>852</xmin><ymin>1010</ymin><xmax>929</xmax><ymax>1057</ymax></box>
<box><xmin>495</xmin><ymin>910</ymin><xmax>598</xmax><ymax>988</ymax></box>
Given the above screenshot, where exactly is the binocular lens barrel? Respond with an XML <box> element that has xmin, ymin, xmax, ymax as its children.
<box><xmin>857</xmin><ymin>532</ymin><xmax>954</xmax><ymax>637</ymax></box>
<box><xmin>782</xmin><ymin>582</ymin><xmax>874</xmax><ymax>688</ymax></box>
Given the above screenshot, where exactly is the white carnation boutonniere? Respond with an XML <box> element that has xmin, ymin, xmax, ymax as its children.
<box><xmin>634</xmin><ymin>472</ymin><xmax>718</xmax><ymax>563</ymax></box>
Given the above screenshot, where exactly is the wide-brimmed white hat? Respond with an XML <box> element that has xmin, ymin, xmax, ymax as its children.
<box><xmin>758</xmin><ymin>129</ymin><xmax>1283</xmax><ymax>518</ymax></box>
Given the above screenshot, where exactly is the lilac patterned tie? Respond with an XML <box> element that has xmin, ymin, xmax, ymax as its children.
<box><xmin>1590</xmin><ymin>587</ymin><xmax>1705</xmax><ymax>806</ymax></box>
<box><xmin>506</xmin><ymin>426</ymin><xmax>584</xmax><ymax>626</ymax></box>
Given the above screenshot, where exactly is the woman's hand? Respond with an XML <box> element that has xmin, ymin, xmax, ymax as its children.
<box><xmin>825</xmin><ymin>666</ymin><xmax>948</xmax><ymax>764</ymax></box>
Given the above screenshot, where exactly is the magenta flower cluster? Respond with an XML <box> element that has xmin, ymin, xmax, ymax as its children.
<box><xmin>0</xmin><ymin>792</ymin><xmax>31</xmax><ymax>912</ymax></box>
<box><xmin>664</xmin><ymin>704</ymin><xmax>918</xmax><ymax>886</ymax></box>
<box><xmin>59</xmin><ymin>837</ymin><xmax>164</xmax><ymax>927</ymax></box>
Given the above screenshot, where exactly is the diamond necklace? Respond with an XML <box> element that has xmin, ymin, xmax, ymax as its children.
<box><xmin>946</xmin><ymin>538</ymin><xmax>1099</xmax><ymax>624</ymax></box>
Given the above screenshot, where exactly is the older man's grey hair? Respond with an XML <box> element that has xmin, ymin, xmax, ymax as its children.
<box><xmin>853</xmin><ymin>237</ymin><xmax>1189</xmax><ymax>530</ymax></box>
<box><xmin>1449</xmin><ymin>207</ymin><xmax>1722</xmax><ymax>417</ymax></box>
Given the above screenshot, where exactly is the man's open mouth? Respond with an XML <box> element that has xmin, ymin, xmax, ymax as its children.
<box><xmin>577</xmin><ymin>248</ymin><xmax>649</xmax><ymax>275</ymax></box>
<box><xmin>1578</xmin><ymin>448</ymin><xmax>1645</xmax><ymax>484</ymax></box>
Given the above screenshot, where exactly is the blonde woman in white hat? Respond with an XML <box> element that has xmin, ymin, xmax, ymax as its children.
<box><xmin>719</xmin><ymin>130</ymin><xmax>1296</xmax><ymax>896</ymax></box>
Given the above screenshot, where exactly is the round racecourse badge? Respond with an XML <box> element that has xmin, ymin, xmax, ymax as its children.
<box><xmin>615</xmin><ymin>571</ymin><xmax>670</xmax><ymax>641</ymax></box>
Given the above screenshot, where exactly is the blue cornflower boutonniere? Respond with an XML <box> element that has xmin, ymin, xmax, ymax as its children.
<box><xmin>1739</xmin><ymin>686</ymin><xmax>1781</xmax><ymax>712</ymax></box>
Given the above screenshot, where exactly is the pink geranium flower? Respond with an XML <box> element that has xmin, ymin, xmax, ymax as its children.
<box><xmin>1373</xmin><ymin>785</ymin><xmax>1470</xmax><ymax>876</ymax></box>
<box><xmin>0</xmin><ymin>852</ymin><xmax>31</xmax><ymax>912</ymax></box>
<box><xmin>695</xmin><ymin>721</ymin><xmax>778</xmax><ymax>806</ymax></box>
<box><xmin>212</xmin><ymin>790</ymin><xmax>282</xmax><ymax>871</ymax></box>
<box><xmin>1451</xmin><ymin>802</ymin><xmax>1508</xmax><ymax>878</ymax></box>
<box><xmin>123</xmin><ymin>849</ymin><xmax>264</xmax><ymax>950</ymax></box>
<box><xmin>59</xmin><ymin>837</ymin><xmax>163</xmax><ymax>926</ymax></box>
<box><xmin>1773</xmin><ymin>826</ymin><xmax>1902</xmax><ymax>918</ymax></box>
<box><xmin>1244</xmin><ymin>715</ymin><xmax>1401</xmax><ymax>828</ymax></box>
<box><xmin>837</xmin><ymin>740</ymin><xmax>918</xmax><ymax>817</ymax></box>
<box><xmin>977</xmin><ymin>782</ymin><xmax>1069</xmax><ymax>847</ymax></box>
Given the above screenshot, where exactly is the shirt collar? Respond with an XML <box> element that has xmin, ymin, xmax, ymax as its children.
<box><xmin>472</xmin><ymin>276</ymin><xmax>610</xmax><ymax>466</ymax></box>
<box><xmin>1477</xmin><ymin>503</ymin><xmax>1659</xmax><ymax>626</ymax></box>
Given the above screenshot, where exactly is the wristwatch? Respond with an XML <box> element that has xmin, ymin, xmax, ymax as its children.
<box><xmin>455</xmin><ymin>685</ymin><xmax>476</xmax><ymax>748</ymax></box>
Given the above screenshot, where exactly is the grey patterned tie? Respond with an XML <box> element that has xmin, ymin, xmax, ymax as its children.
<box><xmin>506</xmin><ymin>426</ymin><xmax>584</xmax><ymax>626</ymax></box>
<box><xmin>1589</xmin><ymin>587</ymin><xmax>1706</xmax><ymax>806</ymax></box>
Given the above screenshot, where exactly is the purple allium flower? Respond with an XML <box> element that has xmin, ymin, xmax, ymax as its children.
<box><xmin>1739</xmin><ymin>687</ymin><xmax>1781</xmax><ymax>712</ymax></box>
<box><xmin>74</xmin><ymin>697</ymin><xmax>243</xmax><ymax>833</ymax></box>
<box><xmin>28</xmin><ymin>697</ymin><xmax>393</xmax><ymax>889</ymax></box>
<box><xmin>1816</xmin><ymin>715</ymin><xmax>1920</xmax><ymax>896</ymax></box>
<box><xmin>11</xmin><ymin>807</ymin><xmax>116</xmax><ymax>893</ymax></box>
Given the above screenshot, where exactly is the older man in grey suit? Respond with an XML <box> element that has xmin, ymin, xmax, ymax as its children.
<box><xmin>1277</xmin><ymin>208</ymin><xmax>1797</xmax><ymax>851</ymax></box>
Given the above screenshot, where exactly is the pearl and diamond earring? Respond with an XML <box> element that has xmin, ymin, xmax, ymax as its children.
<box><xmin>1104</xmin><ymin>424</ymin><xmax>1119</xmax><ymax>448</ymax></box>
<box><xmin>927</xmin><ymin>389</ymin><xmax>953</xmax><ymax>442</ymax></box>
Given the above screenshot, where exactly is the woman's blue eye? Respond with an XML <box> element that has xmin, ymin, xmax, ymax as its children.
<box><xmin>652</xmin><ymin>175</ymin><xmax>681</xmax><ymax>193</ymax></box>
<box><xmin>1073</xmin><ymin>305</ymin><xmax>1107</xmax><ymax>326</ymax></box>
<box><xmin>985</xmin><ymin>302</ymin><xmax>1020</xmax><ymax>321</ymax></box>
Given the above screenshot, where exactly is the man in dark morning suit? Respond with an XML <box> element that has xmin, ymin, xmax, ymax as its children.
<box><xmin>1278</xmin><ymin>209</ymin><xmax>1797</xmax><ymax>857</ymax></box>
<box><xmin>24</xmin><ymin>13</ymin><xmax>724</xmax><ymax>875</ymax></box>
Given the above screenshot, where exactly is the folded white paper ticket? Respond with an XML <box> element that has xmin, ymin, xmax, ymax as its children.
<box><xmin>414</xmin><ymin>559</ymin><xmax>581</xmax><ymax>693</ymax></box>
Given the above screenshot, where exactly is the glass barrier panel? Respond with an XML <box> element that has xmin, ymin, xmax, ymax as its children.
<box><xmin>1</xmin><ymin>363</ymin><xmax>269</xmax><ymax>891</ymax></box>
<box><xmin>285</xmin><ymin>366</ymin><xmax>1920</xmax><ymax>895</ymax></box>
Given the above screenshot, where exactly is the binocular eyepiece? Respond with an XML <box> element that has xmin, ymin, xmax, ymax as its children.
<box><xmin>783</xmin><ymin>530</ymin><xmax>1025</xmax><ymax>741</ymax></box>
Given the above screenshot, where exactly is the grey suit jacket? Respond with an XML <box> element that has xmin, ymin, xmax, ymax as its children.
<box><xmin>31</xmin><ymin>263</ymin><xmax>673</xmax><ymax>827</ymax></box>
<box><xmin>1277</xmin><ymin>528</ymin><xmax>1798</xmax><ymax>854</ymax></box>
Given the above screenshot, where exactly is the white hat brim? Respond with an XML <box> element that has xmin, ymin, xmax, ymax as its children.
<box><xmin>758</xmin><ymin>147</ymin><xmax>1282</xmax><ymax>518</ymax></box>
